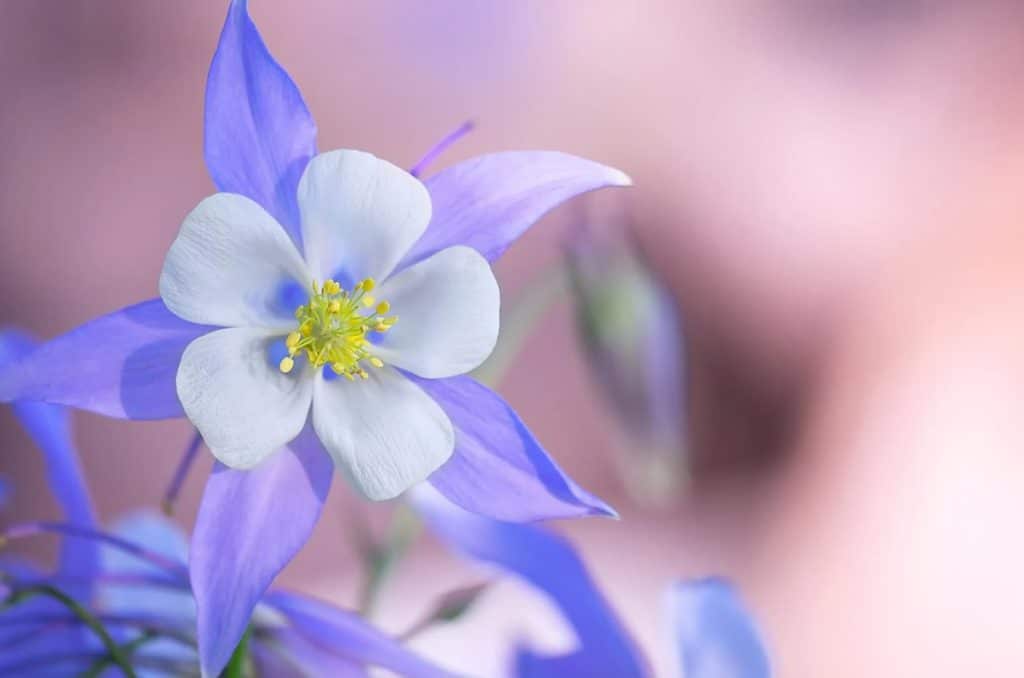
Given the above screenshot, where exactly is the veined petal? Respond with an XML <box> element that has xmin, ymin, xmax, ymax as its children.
<box><xmin>312</xmin><ymin>367</ymin><xmax>454</xmax><ymax>501</ymax></box>
<box><xmin>668</xmin><ymin>579</ymin><xmax>771</xmax><ymax>678</ymax></box>
<box><xmin>411</xmin><ymin>486</ymin><xmax>648</xmax><ymax>678</ymax></box>
<box><xmin>160</xmin><ymin>193</ymin><xmax>310</xmax><ymax>328</ymax></box>
<box><xmin>265</xmin><ymin>591</ymin><xmax>458</xmax><ymax>678</ymax></box>
<box><xmin>205</xmin><ymin>0</ymin><xmax>317</xmax><ymax>245</ymax></box>
<box><xmin>0</xmin><ymin>299</ymin><xmax>210</xmax><ymax>420</ymax></box>
<box><xmin>298</xmin><ymin>150</ymin><xmax>432</xmax><ymax>284</ymax></box>
<box><xmin>1</xmin><ymin>330</ymin><xmax>98</xmax><ymax>600</ymax></box>
<box><xmin>176</xmin><ymin>327</ymin><xmax>313</xmax><ymax>469</ymax></box>
<box><xmin>411</xmin><ymin>375</ymin><xmax>615</xmax><ymax>521</ymax></box>
<box><xmin>191</xmin><ymin>427</ymin><xmax>332</xmax><ymax>677</ymax></box>
<box><xmin>398</xmin><ymin>151</ymin><xmax>631</xmax><ymax>269</ymax></box>
<box><xmin>374</xmin><ymin>246</ymin><xmax>499</xmax><ymax>379</ymax></box>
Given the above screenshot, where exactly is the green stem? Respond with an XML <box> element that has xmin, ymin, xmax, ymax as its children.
<box><xmin>358</xmin><ymin>504</ymin><xmax>423</xmax><ymax>619</ymax></box>
<box><xmin>81</xmin><ymin>631</ymin><xmax>158</xmax><ymax>678</ymax></box>
<box><xmin>2</xmin><ymin>584</ymin><xmax>136</xmax><ymax>678</ymax></box>
<box><xmin>222</xmin><ymin>627</ymin><xmax>251</xmax><ymax>678</ymax></box>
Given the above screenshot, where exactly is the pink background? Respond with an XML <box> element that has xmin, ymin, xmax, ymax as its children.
<box><xmin>4</xmin><ymin>2</ymin><xmax>1024</xmax><ymax>675</ymax></box>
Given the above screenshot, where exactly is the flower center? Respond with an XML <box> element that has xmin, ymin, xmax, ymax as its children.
<box><xmin>278</xmin><ymin>278</ymin><xmax>397</xmax><ymax>380</ymax></box>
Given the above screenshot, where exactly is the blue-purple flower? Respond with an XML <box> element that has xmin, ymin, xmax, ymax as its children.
<box><xmin>413</xmin><ymin>487</ymin><xmax>771</xmax><ymax>678</ymax></box>
<box><xmin>567</xmin><ymin>219</ymin><xmax>687</xmax><ymax>503</ymax></box>
<box><xmin>0</xmin><ymin>331</ymin><xmax>457</xmax><ymax>677</ymax></box>
<box><xmin>0</xmin><ymin>0</ymin><xmax>629</xmax><ymax>671</ymax></box>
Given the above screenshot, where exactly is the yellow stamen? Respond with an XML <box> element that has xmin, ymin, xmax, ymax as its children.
<box><xmin>277</xmin><ymin>277</ymin><xmax>397</xmax><ymax>377</ymax></box>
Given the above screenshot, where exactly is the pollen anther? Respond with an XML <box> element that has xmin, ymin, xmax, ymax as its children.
<box><xmin>279</xmin><ymin>277</ymin><xmax>396</xmax><ymax>379</ymax></box>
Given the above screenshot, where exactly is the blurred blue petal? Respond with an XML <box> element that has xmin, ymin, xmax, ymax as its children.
<box><xmin>0</xmin><ymin>300</ymin><xmax>212</xmax><ymax>420</ymax></box>
<box><xmin>399</xmin><ymin>151</ymin><xmax>632</xmax><ymax>269</ymax></box>
<box><xmin>190</xmin><ymin>425</ymin><xmax>332</xmax><ymax>677</ymax></box>
<box><xmin>412</xmin><ymin>487</ymin><xmax>648</xmax><ymax>677</ymax></box>
<box><xmin>265</xmin><ymin>590</ymin><xmax>457</xmax><ymax>678</ymax></box>
<box><xmin>0</xmin><ymin>329</ymin><xmax>98</xmax><ymax>600</ymax></box>
<box><xmin>669</xmin><ymin>578</ymin><xmax>771</xmax><ymax>678</ymax></box>
<box><xmin>101</xmin><ymin>511</ymin><xmax>197</xmax><ymax>674</ymax></box>
<box><xmin>414</xmin><ymin>375</ymin><xmax>615</xmax><ymax>521</ymax></box>
<box><xmin>102</xmin><ymin>511</ymin><xmax>194</xmax><ymax>619</ymax></box>
<box><xmin>0</xmin><ymin>476</ymin><xmax>9</xmax><ymax>509</ymax></box>
<box><xmin>205</xmin><ymin>0</ymin><xmax>317</xmax><ymax>246</ymax></box>
<box><xmin>254</xmin><ymin>628</ymin><xmax>367</xmax><ymax>676</ymax></box>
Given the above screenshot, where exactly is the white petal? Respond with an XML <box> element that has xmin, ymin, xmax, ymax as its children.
<box><xmin>374</xmin><ymin>246</ymin><xmax>500</xmax><ymax>378</ymax></box>
<box><xmin>297</xmin><ymin>150</ymin><xmax>432</xmax><ymax>284</ymax></box>
<box><xmin>177</xmin><ymin>328</ymin><xmax>313</xmax><ymax>469</ymax></box>
<box><xmin>312</xmin><ymin>367</ymin><xmax>454</xmax><ymax>500</ymax></box>
<box><xmin>160</xmin><ymin>193</ymin><xmax>310</xmax><ymax>328</ymax></box>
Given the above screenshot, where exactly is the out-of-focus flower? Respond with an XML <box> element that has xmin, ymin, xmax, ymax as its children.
<box><xmin>566</xmin><ymin>219</ymin><xmax>687</xmax><ymax>503</ymax></box>
<box><xmin>413</xmin><ymin>487</ymin><xmax>770</xmax><ymax>678</ymax></box>
<box><xmin>0</xmin><ymin>332</ymin><xmax>457</xmax><ymax>678</ymax></box>
<box><xmin>0</xmin><ymin>0</ymin><xmax>630</xmax><ymax>670</ymax></box>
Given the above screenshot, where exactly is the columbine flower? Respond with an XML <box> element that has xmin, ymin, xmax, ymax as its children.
<box><xmin>159</xmin><ymin>147</ymin><xmax>500</xmax><ymax>500</ymax></box>
<box><xmin>0</xmin><ymin>334</ymin><xmax>456</xmax><ymax>678</ymax></box>
<box><xmin>413</xmin><ymin>487</ymin><xmax>771</xmax><ymax>678</ymax></box>
<box><xmin>0</xmin><ymin>0</ymin><xmax>630</xmax><ymax>671</ymax></box>
<box><xmin>566</xmin><ymin>218</ymin><xmax>687</xmax><ymax>504</ymax></box>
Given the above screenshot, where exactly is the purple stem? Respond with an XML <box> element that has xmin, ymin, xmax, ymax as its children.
<box><xmin>409</xmin><ymin>120</ymin><xmax>476</xmax><ymax>178</ymax></box>
<box><xmin>3</xmin><ymin>522</ymin><xmax>188</xmax><ymax>580</ymax></box>
<box><xmin>162</xmin><ymin>430</ymin><xmax>203</xmax><ymax>516</ymax></box>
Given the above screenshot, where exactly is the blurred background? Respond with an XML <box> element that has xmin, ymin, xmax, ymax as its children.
<box><xmin>4</xmin><ymin>1</ymin><xmax>1024</xmax><ymax>675</ymax></box>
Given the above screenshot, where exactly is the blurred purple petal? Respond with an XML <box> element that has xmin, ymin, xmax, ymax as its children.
<box><xmin>252</xmin><ymin>632</ymin><xmax>366</xmax><ymax>677</ymax></box>
<box><xmin>413</xmin><ymin>374</ymin><xmax>614</xmax><ymax>521</ymax></box>
<box><xmin>190</xmin><ymin>425</ymin><xmax>332</xmax><ymax>677</ymax></box>
<box><xmin>0</xmin><ymin>300</ymin><xmax>212</xmax><ymax>420</ymax></box>
<box><xmin>102</xmin><ymin>512</ymin><xmax>195</xmax><ymax>620</ymax></box>
<box><xmin>669</xmin><ymin>578</ymin><xmax>771</xmax><ymax>678</ymax></box>
<box><xmin>205</xmin><ymin>0</ymin><xmax>317</xmax><ymax>245</ymax></box>
<box><xmin>412</xmin><ymin>487</ymin><xmax>648</xmax><ymax>677</ymax></box>
<box><xmin>0</xmin><ymin>330</ymin><xmax>98</xmax><ymax>599</ymax></box>
<box><xmin>265</xmin><ymin>590</ymin><xmax>457</xmax><ymax>678</ymax></box>
<box><xmin>399</xmin><ymin>151</ymin><xmax>631</xmax><ymax>269</ymax></box>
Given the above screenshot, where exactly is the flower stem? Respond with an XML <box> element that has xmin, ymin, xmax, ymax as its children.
<box><xmin>162</xmin><ymin>430</ymin><xmax>203</xmax><ymax>515</ymax></box>
<box><xmin>221</xmin><ymin>627</ymin><xmax>251</xmax><ymax>678</ymax></box>
<box><xmin>357</xmin><ymin>504</ymin><xmax>423</xmax><ymax>619</ymax></box>
<box><xmin>2</xmin><ymin>583</ymin><xmax>136</xmax><ymax>677</ymax></box>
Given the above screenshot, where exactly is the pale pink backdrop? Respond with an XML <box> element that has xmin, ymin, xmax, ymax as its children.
<box><xmin>4</xmin><ymin>2</ymin><xmax>1024</xmax><ymax>676</ymax></box>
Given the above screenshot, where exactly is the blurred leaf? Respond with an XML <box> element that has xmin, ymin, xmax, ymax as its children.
<box><xmin>400</xmin><ymin>581</ymin><xmax>492</xmax><ymax>641</ymax></box>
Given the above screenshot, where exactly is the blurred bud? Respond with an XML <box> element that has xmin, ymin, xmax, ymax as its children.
<box><xmin>566</xmin><ymin>219</ymin><xmax>687</xmax><ymax>505</ymax></box>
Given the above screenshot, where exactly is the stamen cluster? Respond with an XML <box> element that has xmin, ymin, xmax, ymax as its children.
<box><xmin>279</xmin><ymin>278</ymin><xmax>397</xmax><ymax>380</ymax></box>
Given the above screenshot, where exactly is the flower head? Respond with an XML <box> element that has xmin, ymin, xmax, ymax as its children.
<box><xmin>160</xmin><ymin>149</ymin><xmax>500</xmax><ymax>500</ymax></box>
<box><xmin>0</xmin><ymin>0</ymin><xmax>630</xmax><ymax>670</ymax></box>
<box><xmin>566</xmin><ymin>217</ymin><xmax>687</xmax><ymax>503</ymax></box>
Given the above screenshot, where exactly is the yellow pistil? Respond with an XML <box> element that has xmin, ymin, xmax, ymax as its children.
<box><xmin>279</xmin><ymin>278</ymin><xmax>396</xmax><ymax>379</ymax></box>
